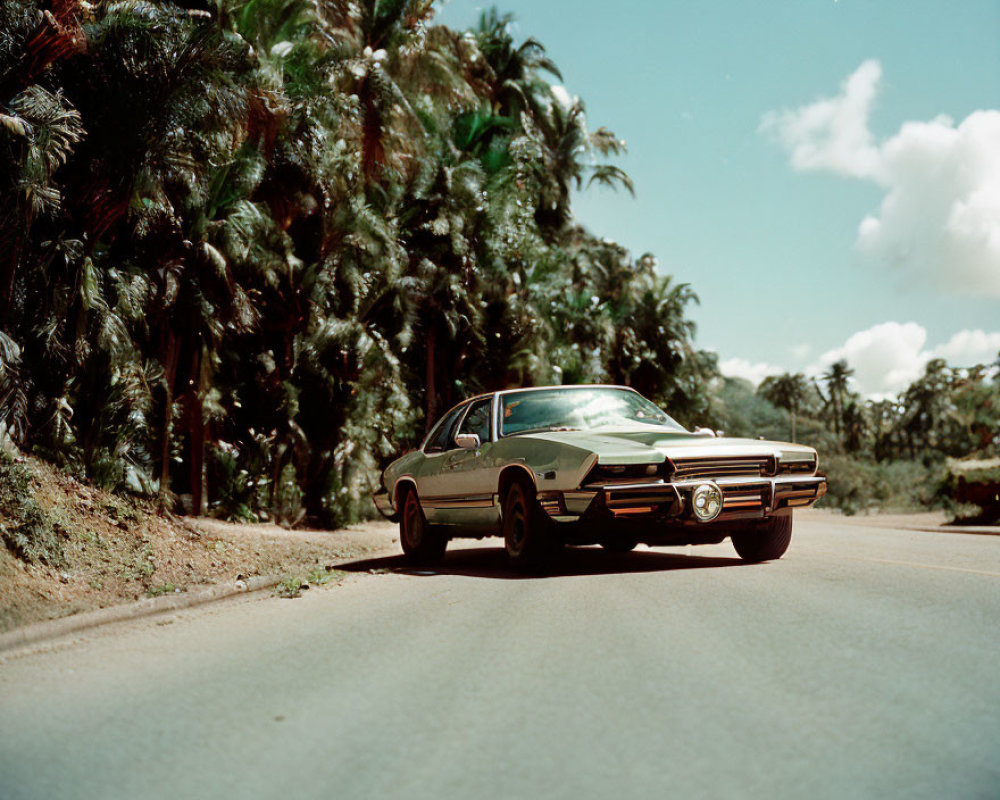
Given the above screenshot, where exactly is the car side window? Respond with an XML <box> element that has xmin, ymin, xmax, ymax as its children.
<box><xmin>424</xmin><ymin>404</ymin><xmax>467</xmax><ymax>453</ymax></box>
<box><xmin>458</xmin><ymin>398</ymin><xmax>492</xmax><ymax>444</ymax></box>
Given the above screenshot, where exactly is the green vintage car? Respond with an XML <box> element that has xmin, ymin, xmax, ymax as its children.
<box><xmin>374</xmin><ymin>385</ymin><xmax>827</xmax><ymax>568</ymax></box>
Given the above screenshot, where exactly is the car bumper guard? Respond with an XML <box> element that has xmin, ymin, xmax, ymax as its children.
<box><xmin>543</xmin><ymin>475</ymin><xmax>827</xmax><ymax>523</ymax></box>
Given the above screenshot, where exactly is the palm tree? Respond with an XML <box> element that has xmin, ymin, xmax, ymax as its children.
<box><xmin>319</xmin><ymin>0</ymin><xmax>474</xmax><ymax>187</ymax></box>
<box><xmin>9</xmin><ymin>1</ymin><xmax>264</xmax><ymax>509</ymax></box>
<box><xmin>841</xmin><ymin>399</ymin><xmax>868</xmax><ymax>454</ymax></box>
<box><xmin>820</xmin><ymin>359</ymin><xmax>854</xmax><ymax>447</ymax></box>
<box><xmin>899</xmin><ymin>358</ymin><xmax>953</xmax><ymax>456</ymax></box>
<box><xmin>401</xmin><ymin>146</ymin><xmax>489</xmax><ymax>425</ymax></box>
<box><xmin>759</xmin><ymin>373</ymin><xmax>810</xmax><ymax>442</ymax></box>
<box><xmin>527</xmin><ymin>93</ymin><xmax>634</xmax><ymax>233</ymax></box>
<box><xmin>0</xmin><ymin>0</ymin><xmax>714</xmax><ymax>532</ymax></box>
<box><xmin>868</xmin><ymin>398</ymin><xmax>904</xmax><ymax>461</ymax></box>
<box><xmin>0</xmin><ymin>0</ymin><xmax>86</xmax><ymax>330</ymax></box>
<box><xmin>474</xmin><ymin>7</ymin><xmax>562</xmax><ymax>118</ymax></box>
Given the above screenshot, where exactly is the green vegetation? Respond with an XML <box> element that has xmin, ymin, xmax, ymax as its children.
<box><xmin>146</xmin><ymin>583</ymin><xmax>184</xmax><ymax>597</ymax></box>
<box><xmin>0</xmin><ymin>453</ymin><xmax>62</xmax><ymax>564</ymax></box>
<box><xmin>308</xmin><ymin>567</ymin><xmax>346</xmax><ymax>586</ymax></box>
<box><xmin>0</xmin><ymin>0</ymin><xmax>712</xmax><ymax>529</ymax></box>
<box><xmin>273</xmin><ymin>567</ymin><xmax>344</xmax><ymax>598</ymax></box>
<box><xmin>717</xmin><ymin>358</ymin><xmax>1000</xmax><ymax>515</ymax></box>
<box><xmin>0</xmin><ymin>0</ymin><xmax>995</xmax><ymax>533</ymax></box>
<box><xmin>820</xmin><ymin>456</ymin><xmax>945</xmax><ymax>517</ymax></box>
<box><xmin>273</xmin><ymin>576</ymin><xmax>305</xmax><ymax>599</ymax></box>
<box><xmin>120</xmin><ymin>540</ymin><xmax>156</xmax><ymax>580</ymax></box>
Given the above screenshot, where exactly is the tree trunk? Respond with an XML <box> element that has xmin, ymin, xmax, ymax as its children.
<box><xmin>832</xmin><ymin>394</ymin><xmax>842</xmax><ymax>446</ymax></box>
<box><xmin>188</xmin><ymin>393</ymin><xmax>205</xmax><ymax>515</ymax></box>
<box><xmin>158</xmin><ymin>330</ymin><xmax>179</xmax><ymax>497</ymax></box>
<box><xmin>359</xmin><ymin>74</ymin><xmax>386</xmax><ymax>184</ymax></box>
<box><xmin>303</xmin><ymin>448</ymin><xmax>333</xmax><ymax>524</ymax></box>
<box><xmin>188</xmin><ymin>347</ymin><xmax>206</xmax><ymax>516</ymax></box>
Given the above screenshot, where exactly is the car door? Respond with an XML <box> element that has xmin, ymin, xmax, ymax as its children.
<box><xmin>436</xmin><ymin>396</ymin><xmax>499</xmax><ymax>527</ymax></box>
<box><xmin>416</xmin><ymin>402</ymin><xmax>468</xmax><ymax>519</ymax></box>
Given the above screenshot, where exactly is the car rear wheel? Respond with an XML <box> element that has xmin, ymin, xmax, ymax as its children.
<box><xmin>731</xmin><ymin>514</ymin><xmax>792</xmax><ymax>562</ymax></box>
<box><xmin>503</xmin><ymin>482</ymin><xmax>557</xmax><ymax>571</ymax></box>
<box><xmin>399</xmin><ymin>487</ymin><xmax>447</xmax><ymax>565</ymax></box>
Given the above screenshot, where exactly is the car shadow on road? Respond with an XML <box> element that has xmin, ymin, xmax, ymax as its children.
<box><xmin>336</xmin><ymin>545</ymin><xmax>747</xmax><ymax>580</ymax></box>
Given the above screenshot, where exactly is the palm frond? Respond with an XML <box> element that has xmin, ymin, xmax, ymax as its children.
<box><xmin>586</xmin><ymin>164</ymin><xmax>635</xmax><ymax>196</ymax></box>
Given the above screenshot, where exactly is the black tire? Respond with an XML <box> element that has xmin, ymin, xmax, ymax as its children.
<box><xmin>600</xmin><ymin>536</ymin><xmax>638</xmax><ymax>553</ymax></box>
<box><xmin>731</xmin><ymin>514</ymin><xmax>792</xmax><ymax>562</ymax></box>
<box><xmin>399</xmin><ymin>486</ymin><xmax>447</xmax><ymax>565</ymax></box>
<box><xmin>503</xmin><ymin>481</ymin><xmax>557</xmax><ymax>571</ymax></box>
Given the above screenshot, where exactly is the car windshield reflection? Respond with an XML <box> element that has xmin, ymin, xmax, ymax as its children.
<box><xmin>500</xmin><ymin>387</ymin><xmax>685</xmax><ymax>437</ymax></box>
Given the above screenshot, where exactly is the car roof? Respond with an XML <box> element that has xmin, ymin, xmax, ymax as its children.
<box><xmin>432</xmin><ymin>384</ymin><xmax>639</xmax><ymax>423</ymax></box>
<box><xmin>496</xmin><ymin>384</ymin><xmax>635</xmax><ymax>397</ymax></box>
<box><xmin>460</xmin><ymin>384</ymin><xmax>636</xmax><ymax>404</ymax></box>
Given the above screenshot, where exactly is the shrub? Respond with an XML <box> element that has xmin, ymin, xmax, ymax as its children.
<box><xmin>273</xmin><ymin>577</ymin><xmax>304</xmax><ymax>599</ymax></box>
<box><xmin>819</xmin><ymin>455</ymin><xmax>945</xmax><ymax>516</ymax></box>
<box><xmin>0</xmin><ymin>455</ymin><xmax>62</xmax><ymax>565</ymax></box>
<box><xmin>209</xmin><ymin>443</ymin><xmax>259</xmax><ymax>522</ymax></box>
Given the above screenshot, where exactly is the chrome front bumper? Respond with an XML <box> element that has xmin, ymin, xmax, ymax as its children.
<box><xmin>543</xmin><ymin>475</ymin><xmax>827</xmax><ymax>523</ymax></box>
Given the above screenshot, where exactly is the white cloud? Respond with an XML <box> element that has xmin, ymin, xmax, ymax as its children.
<box><xmin>789</xmin><ymin>343</ymin><xmax>811</xmax><ymax>360</ymax></box>
<box><xmin>813</xmin><ymin>321</ymin><xmax>927</xmax><ymax>397</ymax></box>
<box><xmin>718</xmin><ymin>357</ymin><xmax>783</xmax><ymax>386</ymax></box>
<box><xmin>723</xmin><ymin>323</ymin><xmax>1000</xmax><ymax>398</ymax></box>
<box><xmin>763</xmin><ymin>62</ymin><xmax>1000</xmax><ymax>296</ymax></box>
<box><xmin>812</xmin><ymin>322</ymin><xmax>1000</xmax><ymax>397</ymax></box>
<box><xmin>761</xmin><ymin>59</ymin><xmax>883</xmax><ymax>179</ymax></box>
<box><xmin>927</xmin><ymin>329</ymin><xmax>1000</xmax><ymax>365</ymax></box>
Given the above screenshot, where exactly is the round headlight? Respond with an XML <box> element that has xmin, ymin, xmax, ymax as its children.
<box><xmin>691</xmin><ymin>482</ymin><xmax>723</xmax><ymax>522</ymax></box>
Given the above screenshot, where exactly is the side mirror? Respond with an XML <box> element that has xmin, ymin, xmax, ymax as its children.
<box><xmin>454</xmin><ymin>433</ymin><xmax>481</xmax><ymax>450</ymax></box>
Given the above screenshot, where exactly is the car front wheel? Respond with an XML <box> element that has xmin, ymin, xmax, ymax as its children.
<box><xmin>399</xmin><ymin>487</ymin><xmax>447</xmax><ymax>565</ymax></box>
<box><xmin>503</xmin><ymin>482</ymin><xmax>556</xmax><ymax>570</ymax></box>
<box><xmin>731</xmin><ymin>514</ymin><xmax>792</xmax><ymax>562</ymax></box>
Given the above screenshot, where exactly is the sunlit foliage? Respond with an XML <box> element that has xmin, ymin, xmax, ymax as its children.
<box><xmin>0</xmin><ymin>0</ymin><xmax>711</xmax><ymax>525</ymax></box>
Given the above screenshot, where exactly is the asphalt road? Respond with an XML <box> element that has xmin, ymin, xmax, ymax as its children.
<box><xmin>2</xmin><ymin>512</ymin><xmax>999</xmax><ymax>800</ymax></box>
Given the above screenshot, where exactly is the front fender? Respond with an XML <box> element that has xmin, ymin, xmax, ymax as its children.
<box><xmin>491</xmin><ymin>438</ymin><xmax>598</xmax><ymax>492</ymax></box>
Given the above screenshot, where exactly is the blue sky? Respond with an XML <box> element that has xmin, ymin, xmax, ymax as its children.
<box><xmin>438</xmin><ymin>0</ymin><xmax>1000</xmax><ymax>396</ymax></box>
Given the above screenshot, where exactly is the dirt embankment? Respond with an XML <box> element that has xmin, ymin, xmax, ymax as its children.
<box><xmin>0</xmin><ymin>457</ymin><xmax>395</xmax><ymax>633</ymax></box>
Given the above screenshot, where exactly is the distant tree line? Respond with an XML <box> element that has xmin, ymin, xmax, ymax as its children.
<box><xmin>0</xmin><ymin>0</ymin><xmax>715</xmax><ymax>525</ymax></box>
<box><xmin>709</xmin><ymin>357</ymin><xmax>1000</xmax><ymax>516</ymax></box>
<box><xmin>722</xmin><ymin>357</ymin><xmax>1000</xmax><ymax>462</ymax></box>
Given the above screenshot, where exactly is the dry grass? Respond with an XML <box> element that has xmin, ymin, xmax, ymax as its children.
<box><xmin>0</xmin><ymin>457</ymin><xmax>394</xmax><ymax>632</ymax></box>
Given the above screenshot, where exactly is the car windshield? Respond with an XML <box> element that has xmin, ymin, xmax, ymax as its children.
<box><xmin>500</xmin><ymin>387</ymin><xmax>685</xmax><ymax>436</ymax></box>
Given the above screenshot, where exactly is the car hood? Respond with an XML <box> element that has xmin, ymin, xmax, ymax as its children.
<box><xmin>518</xmin><ymin>426</ymin><xmax>817</xmax><ymax>465</ymax></box>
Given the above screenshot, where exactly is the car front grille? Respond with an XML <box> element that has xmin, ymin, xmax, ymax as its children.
<box><xmin>778</xmin><ymin>459</ymin><xmax>817</xmax><ymax>475</ymax></box>
<box><xmin>721</xmin><ymin>485</ymin><xmax>767</xmax><ymax>512</ymax></box>
<box><xmin>669</xmin><ymin>456</ymin><xmax>776</xmax><ymax>481</ymax></box>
